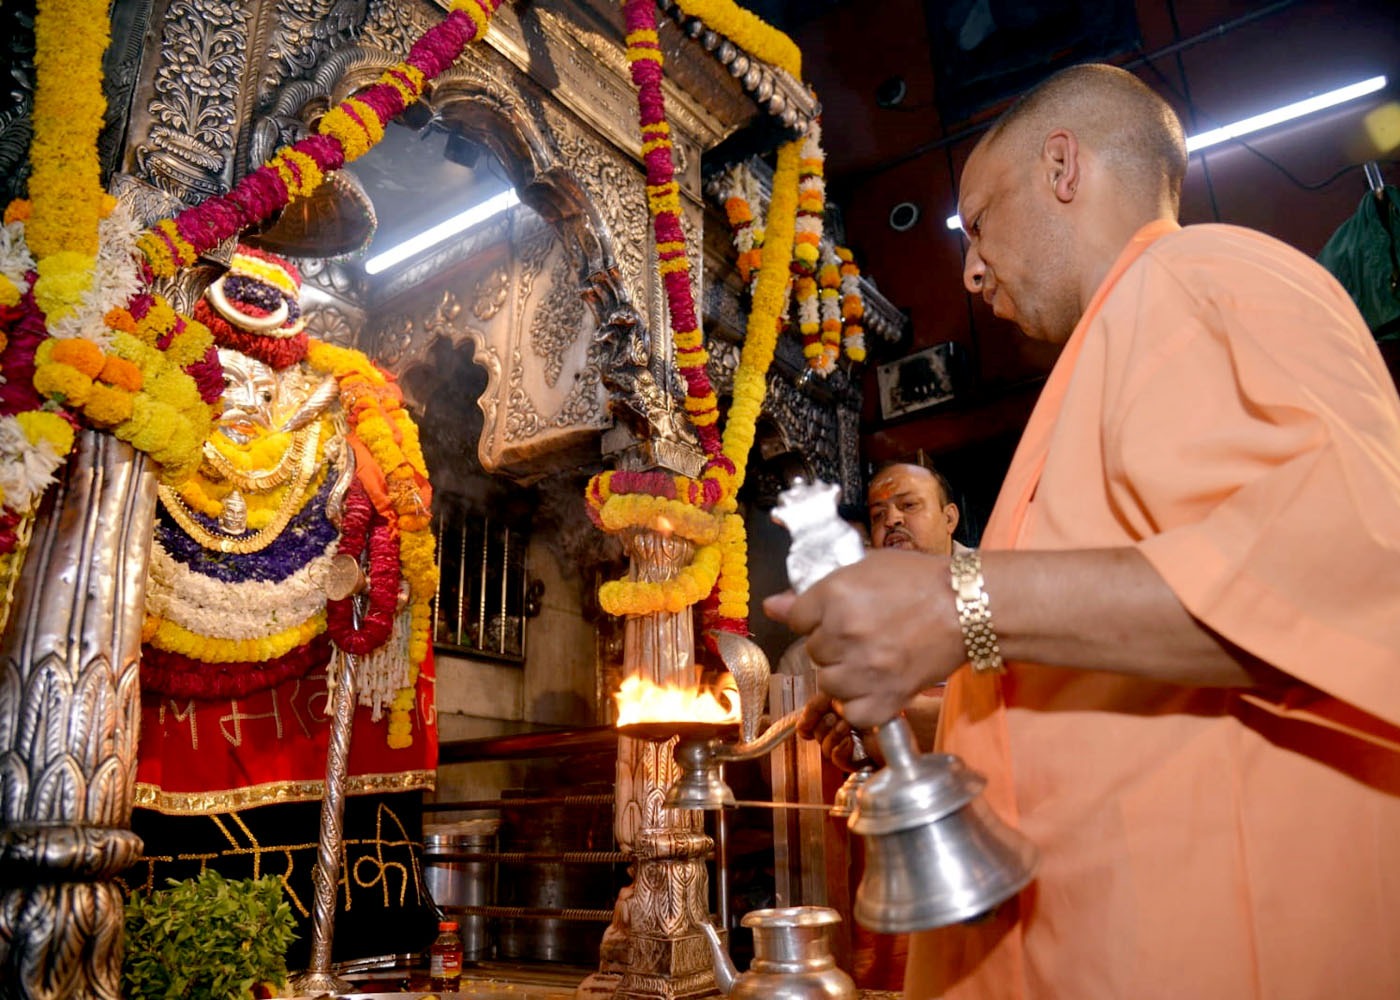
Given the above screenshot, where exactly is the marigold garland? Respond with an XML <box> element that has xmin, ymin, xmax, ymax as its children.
<box><xmin>671</xmin><ymin>0</ymin><xmax>801</xmax><ymax>77</ymax></box>
<box><xmin>305</xmin><ymin>337</ymin><xmax>436</xmax><ymax>738</ymax></box>
<box><xmin>818</xmin><ymin>243</ymin><xmax>843</xmax><ymax>371</ymax></box>
<box><xmin>836</xmin><ymin>246</ymin><xmax>867</xmax><ymax>362</ymax></box>
<box><xmin>622</xmin><ymin>1</ymin><xmax>724</xmax><ymax>462</ymax></box>
<box><xmin>26</xmin><ymin>0</ymin><xmax>109</xmax><ymax>323</ymax></box>
<box><xmin>144</xmin><ymin>609</ymin><xmax>327</xmax><ymax>664</ymax></box>
<box><xmin>29</xmin><ymin>298</ymin><xmax>217</xmax><ymax>483</ymax></box>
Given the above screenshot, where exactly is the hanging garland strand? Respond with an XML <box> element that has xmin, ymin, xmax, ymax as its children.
<box><xmin>26</xmin><ymin>0</ymin><xmax>109</xmax><ymax>324</ymax></box>
<box><xmin>621</xmin><ymin>1</ymin><xmax>725</xmax><ymax>466</ymax></box>
<box><xmin>599</xmin><ymin>0</ymin><xmax>806</xmax><ymax>636</ymax></box>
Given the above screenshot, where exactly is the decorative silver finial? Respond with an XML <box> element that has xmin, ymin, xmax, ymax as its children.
<box><xmin>772</xmin><ymin>478</ymin><xmax>866</xmax><ymax>594</ymax></box>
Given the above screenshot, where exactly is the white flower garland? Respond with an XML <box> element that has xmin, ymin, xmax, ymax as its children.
<box><xmin>46</xmin><ymin>202</ymin><xmax>144</xmax><ymax>345</ymax></box>
<box><xmin>356</xmin><ymin>608</ymin><xmax>412</xmax><ymax>720</ymax></box>
<box><xmin>0</xmin><ymin>416</ymin><xmax>65</xmax><ymax>514</ymax></box>
<box><xmin>838</xmin><ymin>247</ymin><xmax>867</xmax><ymax>363</ymax></box>
<box><xmin>145</xmin><ymin>536</ymin><xmax>340</xmax><ymax>641</ymax></box>
<box><xmin>818</xmin><ymin>242</ymin><xmax>843</xmax><ymax>375</ymax></box>
<box><xmin>0</xmin><ymin>221</ymin><xmax>36</xmax><ymax>296</ymax></box>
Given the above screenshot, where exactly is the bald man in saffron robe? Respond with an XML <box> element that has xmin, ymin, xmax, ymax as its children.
<box><xmin>767</xmin><ymin>63</ymin><xmax>1400</xmax><ymax>999</ymax></box>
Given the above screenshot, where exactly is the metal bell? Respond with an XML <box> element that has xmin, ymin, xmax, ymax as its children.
<box><xmin>849</xmin><ymin>717</ymin><xmax>1037</xmax><ymax>931</ymax></box>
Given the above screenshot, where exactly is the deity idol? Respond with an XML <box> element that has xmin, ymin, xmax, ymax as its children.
<box><xmin>126</xmin><ymin>246</ymin><xmax>441</xmax><ymax>965</ymax></box>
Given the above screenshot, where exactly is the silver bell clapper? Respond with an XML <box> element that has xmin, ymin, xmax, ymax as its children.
<box><xmin>771</xmin><ymin>478</ymin><xmax>1039</xmax><ymax>933</ymax></box>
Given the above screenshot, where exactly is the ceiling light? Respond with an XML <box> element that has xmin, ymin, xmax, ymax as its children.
<box><xmin>364</xmin><ymin>188</ymin><xmax>520</xmax><ymax>275</ymax></box>
<box><xmin>1185</xmin><ymin>75</ymin><xmax>1386</xmax><ymax>152</ymax></box>
<box><xmin>945</xmin><ymin>75</ymin><xmax>1388</xmax><ymax>235</ymax></box>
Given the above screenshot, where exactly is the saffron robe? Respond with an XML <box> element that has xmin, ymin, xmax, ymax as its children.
<box><xmin>909</xmin><ymin>220</ymin><xmax>1400</xmax><ymax>1000</ymax></box>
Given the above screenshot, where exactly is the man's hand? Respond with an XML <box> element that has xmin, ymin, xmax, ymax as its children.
<box><xmin>797</xmin><ymin>694</ymin><xmax>868</xmax><ymax>773</ymax></box>
<box><xmin>798</xmin><ymin>691</ymin><xmax>943</xmax><ymax>772</ymax></box>
<box><xmin>764</xmin><ymin>549</ymin><xmax>966</xmax><ymax>729</ymax></box>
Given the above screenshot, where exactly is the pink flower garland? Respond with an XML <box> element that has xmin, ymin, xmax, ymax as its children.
<box><xmin>137</xmin><ymin>6</ymin><xmax>500</xmax><ymax>277</ymax></box>
<box><xmin>622</xmin><ymin>0</ymin><xmax>729</xmax><ymax>475</ymax></box>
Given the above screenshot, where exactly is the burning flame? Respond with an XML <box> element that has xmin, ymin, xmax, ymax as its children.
<box><xmin>614</xmin><ymin>673</ymin><xmax>741</xmax><ymax>728</ymax></box>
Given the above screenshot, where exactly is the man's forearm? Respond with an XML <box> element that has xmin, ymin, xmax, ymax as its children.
<box><xmin>978</xmin><ymin>547</ymin><xmax>1283</xmax><ymax>688</ymax></box>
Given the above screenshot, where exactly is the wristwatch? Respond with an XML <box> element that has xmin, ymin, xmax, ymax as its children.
<box><xmin>950</xmin><ymin>549</ymin><xmax>1005</xmax><ymax>673</ymax></box>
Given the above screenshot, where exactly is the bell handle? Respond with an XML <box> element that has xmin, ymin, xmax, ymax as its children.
<box><xmin>871</xmin><ymin>715</ymin><xmax>921</xmax><ymax>775</ymax></box>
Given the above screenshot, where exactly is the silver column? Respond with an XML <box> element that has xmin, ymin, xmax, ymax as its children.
<box><xmin>0</xmin><ymin>430</ymin><xmax>158</xmax><ymax>1000</ymax></box>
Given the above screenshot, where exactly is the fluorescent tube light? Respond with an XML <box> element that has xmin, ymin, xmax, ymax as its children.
<box><xmin>1185</xmin><ymin>75</ymin><xmax>1386</xmax><ymax>152</ymax></box>
<box><xmin>945</xmin><ymin>75</ymin><xmax>1388</xmax><ymax>235</ymax></box>
<box><xmin>364</xmin><ymin>188</ymin><xmax>520</xmax><ymax>275</ymax></box>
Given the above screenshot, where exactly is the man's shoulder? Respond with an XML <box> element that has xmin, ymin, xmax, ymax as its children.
<box><xmin>1135</xmin><ymin>223</ymin><xmax>1356</xmax><ymax>315</ymax></box>
<box><xmin>1148</xmin><ymin>222</ymin><xmax>1308</xmax><ymax>269</ymax></box>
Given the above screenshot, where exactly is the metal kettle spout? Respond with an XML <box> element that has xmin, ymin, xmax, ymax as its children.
<box><xmin>699</xmin><ymin>920</ymin><xmax>738</xmax><ymax>996</ymax></box>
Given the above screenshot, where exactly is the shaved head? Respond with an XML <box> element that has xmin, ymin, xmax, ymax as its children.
<box><xmin>985</xmin><ymin>63</ymin><xmax>1188</xmax><ymax>212</ymax></box>
<box><xmin>957</xmin><ymin>64</ymin><xmax>1187</xmax><ymax>342</ymax></box>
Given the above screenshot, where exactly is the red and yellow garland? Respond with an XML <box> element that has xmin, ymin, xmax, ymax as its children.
<box><xmin>136</xmin><ymin>0</ymin><xmax>505</xmax><ymax>279</ymax></box>
<box><xmin>589</xmin><ymin>0</ymin><xmax>806</xmax><ymax>637</ymax></box>
<box><xmin>306</xmin><ymin>339</ymin><xmax>437</xmax><ymax>747</ymax></box>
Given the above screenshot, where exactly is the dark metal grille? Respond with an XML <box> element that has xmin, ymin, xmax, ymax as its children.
<box><xmin>432</xmin><ymin>505</ymin><xmax>529</xmax><ymax>662</ymax></box>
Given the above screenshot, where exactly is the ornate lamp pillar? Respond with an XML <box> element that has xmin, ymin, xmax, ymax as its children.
<box><xmin>613</xmin><ymin>528</ymin><xmax>718</xmax><ymax>1000</ymax></box>
<box><xmin>579</xmin><ymin>518</ymin><xmax>720</xmax><ymax>1000</ymax></box>
<box><xmin>0</xmin><ymin>431</ymin><xmax>158</xmax><ymax>1000</ymax></box>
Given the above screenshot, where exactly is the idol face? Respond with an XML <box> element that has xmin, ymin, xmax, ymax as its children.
<box><xmin>215</xmin><ymin>348</ymin><xmax>278</xmax><ymax>444</ymax></box>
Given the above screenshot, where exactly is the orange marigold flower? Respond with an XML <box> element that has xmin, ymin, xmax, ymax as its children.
<box><xmin>50</xmin><ymin>338</ymin><xmax>106</xmax><ymax>378</ymax></box>
<box><xmin>99</xmin><ymin>355</ymin><xmax>144</xmax><ymax>392</ymax></box>
<box><xmin>3</xmin><ymin>199</ymin><xmax>31</xmax><ymax>224</ymax></box>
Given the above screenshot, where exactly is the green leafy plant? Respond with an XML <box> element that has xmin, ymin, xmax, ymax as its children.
<box><xmin>122</xmin><ymin>870</ymin><xmax>298</xmax><ymax>1000</ymax></box>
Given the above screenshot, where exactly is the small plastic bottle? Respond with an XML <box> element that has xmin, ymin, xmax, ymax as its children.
<box><xmin>429</xmin><ymin>919</ymin><xmax>463</xmax><ymax>991</ymax></box>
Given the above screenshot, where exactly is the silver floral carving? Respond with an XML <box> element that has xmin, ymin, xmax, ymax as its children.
<box><xmin>303</xmin><ymin>304</ymin><xmax>360</xmax><ymax>348</ymax></box>
<box><xmin>135</xmin><ymin>0</ymin><xmax>248</xmax><ymax>200</ymax></box>
<box><xmin>360</xmin><ymin>0</ymin><xmax>432</xmax><ymax>53</ymax></box>
<box><xmin>259</xmin><ymin>0</ymin><xmax>367</xmax><ymax>101</ymax></box>
<box><xmin>706</xmin><ymin>337</ymin><xmax>742</xmax><ymax>399</ymax></box>
<box><xmin>531</xmin><ymin>247</ymin><xmax>587</xmax><ymax>389</ymax></box>
<box><xmin>0</xmin><ymin>4</ymin><xmax>34</xmax><ymax>205</ymax></box>
<box><xmin>467</xmin><ymin>266</ymin><xmax>507</xmax><ymax>322</ymax></box>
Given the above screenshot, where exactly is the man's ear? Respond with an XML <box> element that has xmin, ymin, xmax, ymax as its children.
<box><xmin>944</xmin><ymin>502</ymin><xmax>960</xmax><ymax>535</ymax></box>
<box><xmin>1043</xmin><ymin>129</ymin><xmax>1080</xmax><ymax>204</ymax></box>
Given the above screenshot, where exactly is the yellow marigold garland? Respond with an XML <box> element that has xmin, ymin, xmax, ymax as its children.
<box><xmin>598</xmin><ymin>542</ymin><xmax>722</xmax><ymax>616</ymax></box>
<box><xmin>836</xmin><ymin>246</ymin><xmax>867</xmax><ymax>362</ymax></box>
<box><xmin>32</xmin><ymin>323</ymin><xmax>214</xmax><ymax>482</ymax></box>
<box><xmin>671</xmin><ymin>0</ymin><xmax>801</xmax><ymax>77</ymax></box>
<box><xmin>596</xmin><ymin>0</ymin><xmax>807</xmax><ymax>638</ymax></box>
<box><xmin>26</xmin><ymin>0</ymin><xmax>109</xmax><ymax>322</ymax></box>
